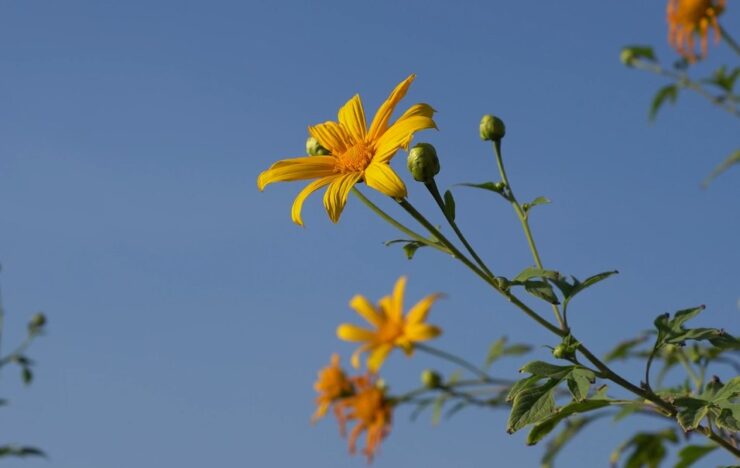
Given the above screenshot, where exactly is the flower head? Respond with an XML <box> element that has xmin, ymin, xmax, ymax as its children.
<box><xmin>257</xmin><ymin>75</ymin><xmax>437</xmax><ymax>226</ymax></box>
<box><xmin>312</xmin><ymin>353</ymin><xmax>353</xmax><ymax>423</ymax></box>
<box><xmin>337</xmin><ymin>276</ymin><xmax>442</xmax><ymax>372</ymax></box>
<box><xmin>667</xmin><ymin>0</ymin><xmax>726</xmax><ymax>62</ymax></box>
<box><xmin>335</xmin><ymin>374</ymin><xmax>393</xmax><ymax>462</ymax></box>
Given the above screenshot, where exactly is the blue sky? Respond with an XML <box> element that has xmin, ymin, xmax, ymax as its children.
<box><xmin>0</xmin><ymin>1</ymin><xmax>738</xmax><ymax>467</ymax></box>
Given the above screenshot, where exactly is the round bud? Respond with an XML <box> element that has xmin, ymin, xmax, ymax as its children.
<box><xmin>620</xmin><ymin>48</ymin><xmax>636</xmax><ymax>67</ymax></box>
<box><xmin>480</xmin><ymin>115</ymin><xmax>506</xmax><ymax>141</ymax></box>
<box><xmin>421</xmin><ymin>369</ymin><xmax>442</xmax><ymax>388</ymax></box>
<box><xmin>494</xmin><ymin>276</ymin><xmax>510</xmax><ymax>291</ymax></box>
<box><xmin>552</xmin><ymin>344</ymin><xmax>568</xmax><ymax>359</ymax></box>
<box><xmin>407</xmin><ymin>143</ymin><xmax>440</xmax><ymax>183</ymax></box>
<box><xmin>28</xmin><ymin>312</ymin><xmax>46</xmax><ymax>332</ymax></box>
<box><xmin>306</xmin><ymin>137</ymin><xmax>330</xmax><ymax>156</ymax></box>
<box><xmin>493</xmin><ymin>182</ymin><xmax>506</xmax><ymax>192</ymax></box>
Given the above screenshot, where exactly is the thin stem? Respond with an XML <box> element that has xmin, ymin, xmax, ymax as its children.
<box><xmin>351</xmin><ymin>188</ymin><xmax>448</xmax><ymax>254</ymax></box>
<box><xmin>676</xmin><ymin>349</ymin><xmax>702</xmax><ymax>393</ymax></box>
<box><xmin>492</xmin><ymin>140</ymin><xmax>566</xmax><ymax>330</ymax></box>
<box><xmin>0</xmin><ymin>332</ymin><xmax>39</xmax><ymax>368</ymax></box>
<box><xmin>699</xmin><ymin>424</ymin><xmax>740</xmax><ymax>458</ymax></box>
<box><xmin>397</xmin><ymin>198</ymin><xmax>563</xmax><ymax>336</ymax></box>
<box><xmin>720</xmin><ymin>26</ymin><xmax>740</xmax><ymax>56</ymax></box>
<box><xmin>415</xmin><ymin>343</ymin><xmax>510</xmax><ymax>385</ymax></box>
<box><xmin>633</xmin><ymin>59</ymin><xmax>740</xmax><ymax>118</ymax></box>
<box><xmin>424</xmin><ymin>179</ymin><xmax>495</xmax><ymax>277</ymax></box>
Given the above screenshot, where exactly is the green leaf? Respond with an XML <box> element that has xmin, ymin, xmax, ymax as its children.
<box><xmin>384</xmin><ymin>239</ymin><xmax>427</xmax><ymax>260</ymax></box>
<box><xmin>715</xmin><ymin>404</ymin><xmax>740</xmax><ymax>431</ymax></box>
<box><xmin>444</xmin><ymin>401</ymin><xmax>467</xmax><ymax>420</ymax></box>
<box><xmin>612</xmin><ymin>429</ymin><xmax>677</xmax><ymax>468</ymax></box>
<box><xmin>604</xmin><ymin>335</ymin><xmax>649</xmax><ymax>362</ymax></box>
<box><xmin>541</xmin><ymin>416</ymin><xmax>600</xmax><ymax>468</ymax></box>
<box><xmin>443</xmin><ymin>190</ymin><xmax>455</xmax><ymax>221</ymax></box>
<box><xmin>21</xmin><ymin>367</ymin><xmax>32</xmax><ymax>385</ymax></box>
<box><xmin>506</xmin><ymin>375</ymin><xmax>542</xmax><ymax>402</ymax></box>
<box><xmin>0</xmin><ymin>446</ymin><xmax>46</xmax><ymax>458</ymax></box>
<box><xmin>507</xmin><ymin>379</ymin><xmax>558</xmax><ymax>433</ymax></box>
<box><xmin>524</xmin><ymin>280</ymin><xmax>560</xmax><ymax>305</ymax></box>
<box><xmin>503</xmin><ymin>343</ymin><xmax>533</xmax><ymax>356</ymax></box>
<box><xmin>675</xmin><ymin>444</ymin><xmax>718</xmax><ymax>468</ymax></box>
<box><xmin>675</xmin><ymin>397</ymin><xmax>709</xmax><ymax>431</ymax></box>
<box><xmin>705</xmin><ymin>376</ymin><xmax>740</xmax><ymax>402</ymax></box>
<box><xmin>566</xmin><ymin>368</ymin><xmax>596</xmax><ymax>401</ymax></box>
<box><xmin>527</xmin><ymin>399</ymin><xmax>612</xmax><ymax>445</ymax></box>
<box><xmin>458</xmin><ymin>182</ymin><xmax>500</xmax><ymax>192</ymax></box>
<box><xmin>431</xmin><ymin>394</ymin><xmax>447</xmax><ymax>426</ymax></box>
<box><xmin>555</xmin><ymin>270</ymin><xmax>618</xmax><ymax>312</ymax></box>
<box><xmin>519</xmin><ymin>361</ymin><xmax>573</xmax><ymax>378</ymax></box>
<box><xmin>528</xmin><ymin>196</ymin><xmax>550</xmax><ymax>209</ymax></box>
<box><xmin>512</xmin><ymin>266</ymin><xmax>561</xmax><ymax>283</ymax></box>
<box><xmin>484</xmin><ymin>337</ymin><xmax>507</xmax><ymax>368</ymax></box>
<box><xmin>649</xmin><ymin>84</ymin><xmax>678</xmax><ymax>121</ymax></box>
<box><xmin>623</xmin><ymin>45</ymin><xmax>657</xmax><ymax>63</ymax></box>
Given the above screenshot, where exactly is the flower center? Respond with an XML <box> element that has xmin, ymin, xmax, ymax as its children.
<box><xmin>337</xmin><ymin>142</ymin><xmax>373</xmax><ymax>173</ymax></box>
<box><xmin>378</xmin><ymin>320</ymin><xmax>404</xmax><ymax>343</ymax></box>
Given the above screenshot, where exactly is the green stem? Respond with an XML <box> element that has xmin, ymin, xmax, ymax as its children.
<box><xmin>720</xmin><ymin>26</ymin><xmax>740</xmax><ymax>56</ymax></box>
<box><xmin>351</xmin><ymin>188</ymin><xmax>448</xmax><ymax>254</ymax></box>
<box><xmin>424</xmin><ymin>179</ymin><xmax>495</xmax><ymax>277</ymax></box>
<box><xmin>699</xmin><ymin>424</ymin><xmax>740</xmax><ymax>458</ymax></box>
<box><xmin>397</xmin><ymin>198</ymin><xmax>563</xmax><ymax>336</ymax></box>
<box><xmin>415</xmin><ymin>343</ymin><xmax>510</xmax><ymax>385</ymax></box>
<box><xmin>492</xmin><ymin>140</ymin><xmax>567</xmax><ymax>330</ymax></box>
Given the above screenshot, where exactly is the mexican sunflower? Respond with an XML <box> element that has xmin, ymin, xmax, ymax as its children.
<box><xmin>667</xmin><ymin>0</ymin><xmax>726</xmax><ymax>62</ymax></box>
<box><xmin>337</xmin><ymin>276</ymin><xmax>442</xmax><ymax>372</ymax></box>
<box><xmin>311</xmin><ymin>354</ymin><xmax>353</xmax><ymax>423</ymax></box>
<box><xmin>335</xmin><ymin>374</ymin><xmax>392</xmax><ymax>462</ymax></box>
<box><xmin>256</xmin><ymin>74</ymin><xmax>437</xmax><ymax>226</ymax></box>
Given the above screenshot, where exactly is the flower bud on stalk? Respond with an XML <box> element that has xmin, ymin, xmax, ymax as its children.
<box><xmin>407</xmin><ymin>143</ymin><xmax>440</xmax><ymax>183</ymax></box>
<box><xmin>28</xmin><ymin>312</ymin><xmax>47</xmax><ymax>333</ymax></box>
<box><xmin>306</xmin><ymin>137</ymin><xmax>330</xmax><ymax>156</ymax></box>
<box><xmin>479</xmin><ymin>115</ymin><xmax>506</xmax><ymax>141</ymax></box>
<box><xmin>421</xmin><ymin>369</ymin><xmax>442</xmax><ymax>388</ymax></box>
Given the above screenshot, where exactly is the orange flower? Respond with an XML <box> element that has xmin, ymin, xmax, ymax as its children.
<box><xmin>335</xmin><ymin>374</ymin><xmax>392</xmax><ymax>462</ymax></box>
<box><xmin>312</xmin><ymin>354</ymin><xmax>353</xmax><ymax>423</ymax></box>
<box><xmin>667</xmin><ymin>0</ymin><xmax>726</xmax><ymax>62</ymax></box>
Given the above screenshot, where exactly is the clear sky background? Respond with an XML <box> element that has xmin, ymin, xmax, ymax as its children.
<box><xmin>0</xmin><ymin>1</ymin><xmax>738</xmax><ymax>467</ymax></box>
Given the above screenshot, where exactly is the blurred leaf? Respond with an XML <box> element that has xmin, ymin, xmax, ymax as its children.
<box><xmin>444</xmin><ymin>401</ymin><xmax>467</xmax><ymax>420</ymax></box>
<box><xmin>541</xmin><ymin>415</ymin><xmax>601</xmax><ymax>468</ymax></box>
<box><xmin>443</xmin><ymin>190</ymin><xmax>455</xmax><ymax>221</ymax></box>
<box><xmin>675</xmin><ymin>444</ymin><xmax>718</xmax><ymax>468</ymax></box>
<box><xmin>702</xmin><ymin>149</ymin><xmax>740</xmax><ymax>188</ymax></box>
<box><xmin>604</xmin><ymin>335</ymin><xmax>649</xmax><ymax>362</ymax></box>
<box><xmin>649</xmin><ymin>84</ymin><xmax>678</xmax><ymax>121</ymax></box>
<box><xmin>21</xmin><ymin>367</ymin><xmax>32</xmax><ymax>385</ymax></box>
<box><xmin>612</xmin><ymin>429</ymin><xmax>677</xmax><ymax>468</ymax></box>
<box><xmin>431</xmin><ymin>394</ymin><xmax>447</xmax><ymax>426</ymax></box>
<box><xmin>484</xmin><ymin>337</ymin><xmax>507</xmax><ymax>368</ymax></box>
<box><xmin>715</xmin><ymin>404</ymin><xmax>740</xmax><ymax>431</ymax></box>
<box><xmin>702</xmin><ymin>65</ymin><xmax>740</xmax><ymax>93</ymax></box>
<box><xmin>623</xmin><ymin>45</ymin><xmax>657</xmax><ymax>63</ymax></box>
<box><xmin>384</xmin><ymin>239</ymin><xmax>427</xmax><ymax>260</ymax></box>
<box><xmin>0</xmin><ymin>446</ymin><xmax>46</xmax><ymax>458</ymax></box>
<box><xmin>503</xmin><ymin>343</ymin><xmax>533</xmax><ymax>356</ymax></box>
<box><xmin>527</xmin><ymin>399</ymin><xmax>612</xmax><ymax>445</ymax></box>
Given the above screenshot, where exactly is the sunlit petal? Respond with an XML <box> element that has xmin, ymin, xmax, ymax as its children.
<box><xmin>257</xmin><ymin>156</ymin><xmax>337</xmax><ymax>191</ymax></box>
<box><xmin>406</xmin><ymin>293</ymin><xmax>443</xmax><ymax>325</ymax></box>
<box><xmin>349</xmin><ymin>294</ymin><xmax>384</xmax><ymax>328</ymax></box>
<box><xmin>364</xmin><ymin>163</ymin><xmax>407</xmax><ymax>199</ymax></box>
<box><xmin>367</xmin><ymin>74</ymin><xmax>416</xmax><ymax>141</ymax></box>
<box><xmin>337</xmin><ymin>324</ymin><xmax>376</xmax><ymax>342</ymax></box>
<box><xmin>338</xmin><ymin>94</ymin><xmax>367</xmax><ymax>143</ymax></box>
<box><xmin>323</xmin><ymin>172</ymin><xmax>362</xmax><ymax>223</ymax></box>
<box><xmin>291</xmin><ymin>176</ymin><xmax>337</xmax><ymax>226</ymax></box>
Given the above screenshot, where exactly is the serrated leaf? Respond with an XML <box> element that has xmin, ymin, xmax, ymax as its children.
<box><xmin>649</xmin><ymin>84</ymin><xmax>678</xmax><ymax>121</ymax></box>
<box><xmin>519</xmin><ymin>361</ymin><xmax>573</xmax><ymax>378</ymax></box>
<box><xmin>675</xmin><ymin>444</ymin><xmax>718</xmax><ymax>468</ymax></box>
<box><xmin>710</xmin><ymin>376</ymin><xmax>740</xmax><ymax>402</ymax></box>
<box><xmin>567</xmin><ymin>368</ymin><xmax>596</xmax><ymax>401</ymax></box>
<box><xmin>675</xmin><ymin>397</ymin><xmax>709</xmax><ymax>431</ymax></box>
<box><xmin>443</xmin><ymin>190</ymin><xmax>455</xmax><ymax>221</ymax></box>
<box><xmin>527</xmin><ymin>399</ymin><xmax>612</xmax><ymax>445</ymax></box>
<box><xmin>507</xmin><ymin>379</ymin><xmax>558</xmax><ymax>433</ymax></box>
<box><xmin>524</xmin><ymin>280</ymin><xmax>560</xmax><ymax>305</ymax></box>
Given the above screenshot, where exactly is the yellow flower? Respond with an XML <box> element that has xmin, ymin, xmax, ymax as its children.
<box><xmin>335</xmin><ymin>374</ymin><xmax>392</xmax><ymax>462</ymax></box>
<box><xmin>667</xmin><ymin>0</ymin><xmax>726</xmax><ymax>62</ymax></box>
<box><xmin>257</xmin><ymin>74</ymin><xmax>437</xmax><ymax>226</ymax></box>
<box><xmin>337</xmin><ymin>276</ymin><xmax>442</xmax><ymax>372</ymax></box>
<box><xmin>312</xmin><ymin>353</ymin><xmax>353</xmax><ymax>423</ymax></box>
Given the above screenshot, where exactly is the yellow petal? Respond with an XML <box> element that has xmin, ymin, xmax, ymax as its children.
<box><xmin>405</xmin><ymin>293</ymin><xmax>443</xmax><ymax>325</ymax></box>
<box><xmin>337</xmin><ymin>324</ymin><xmax>376</xmax><ymax>342</ymax></box>
<box><xmin>373</xmin><ymin>112</ymin><xmax>437</xmax><ymax>164</ymax></box>
<box><xmin>404</xmin><ymin>323</ymin><xmax>441</xmax><ymax>342</ymax></box>
<box><xmin>257</xmin><ymin>156</ymin><xmax>337</xmax><ymax>191</ymax></box>
<box><xmin>337</xmin><ymin>94</ymin><xmax>366</xmax><ymax>143</ymax></box>
<box><xmin>387</xmin><ymin>276</ymin><xmax>406</xmax><ymax>323</ymax></box>
<box><xmin>349</xmin><ymin>294</ymin><xmax>384</xmax><ymax>328</ymax></box>
<box><xmin>308</xmin><ymin>121</ymin><xmax>352</xmax><ymax>155</ymax></box>
<box><xmin>291</xmin><ymin>176</ymin><xmax>337</xmax><ymax>226</ymax></box>
<box><xmin>364</xmin><ymin>163</ymin><xmax>407</xmax><ymax>199</ymax></box>
<box><xmin>350</xmin><ymin>343</ymin><xmax>370</xmax><ymax>369</ymax></box>
<box><xmin>367</xmin><ymin>343</ymin><xmax>393</xmax><ymax>372</ymax></box>
<box><xmin>323</xmin><ymin>172</ymin><xmax>362</xmax><ymax>223</ymax></box>
<box><xmin>367</xmin><ymin>74</ymin><xmax>416</xmax><ymax>142</ymax></box>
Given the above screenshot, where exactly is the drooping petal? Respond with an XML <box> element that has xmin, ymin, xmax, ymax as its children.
<box><xmin>338</xmin><ymin>94</ymin><xmax>367</xmax><ymax>143</ymax></box>
<box><xmin>291</xmin><ymin>176</ymin><xmax>337</xmax><ymax>226</ymax></box>
<box><xmin>337</xmin><ymin>324</ymin><xmax>377</xmax><ymax>342</ymax></box>
<box><xmin>405</xmin><ymin>293</ymin><xmax>443</xmax><ymax>325</ymax></box>
<box><xmin>350</xmin><ymin>343</ymin><xmax>371</xmax><ymax>369</ymax></box>
<box><xmin>309</xmin><ymin>121</ymin><xmax>352</xmax><ymax>155</ymax></box>
<box><xmin>323</xmin><ymin>172</ymin><xmax>362</xmax><ymax>223</ymax></box>
<box><xmin>367</xmin><ymin>343</ymin><xmax>393</xmax><ymax>372</ymax></box>
<box><xmin>257</xmin><ymin>156</ymin><xmax>337</xmax><ymax>190</ymax></box>
<box><xmin>373</xmin><ymin>112</ymin><xmax>437</xmax><ymax>164</ymax></box>
<box><xmin>350</xmin><ymin>294</ymin><xmax>384</xmax><ymax>328</ymax></box>
<box><xmin>367</xmin><ymin>74</ymin><xmax>416</xmax><ymax>141</ymax></box>
<box><xmin>364</xmin><ymin>163</ymin><xmax>407</xmax><ymax>199</ymax></box>
<box><xmin>404</xmin><ymin>323</ymin><xmax>442</xmax><ymax>342</ymax></box>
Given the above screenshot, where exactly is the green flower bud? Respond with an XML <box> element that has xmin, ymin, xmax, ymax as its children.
<box><xmin>306</xmin><ymin>137</ymin><xmax>330</xmax><ymax>156</ymax></box>
<box><xmin>407</xmin><ymin>143</ymin><xmax>440</xmax><ymax>182</ymax></box>
<box><xmin>28</xmin><ymin>312</ymin><xmax>46</xmax><ymax>332</ymax></box>
<box><xmin>552</xmin><ymin>344</ymin><xmax>568</xmax><ymax>359</ymax></box>
<box><xmin>493</xmin><ymin>182</ymin><xmax>506</xmax><ymax>193</ymax></box>
<box><xmin>494</xmin><ymin>276</ymin><xmax>510</xmax><ymax>291</ymax></box>
<box><xmin>620</xmin><ymin>48</ymin><xmax>636</xmax><ymax>67</ymax></box>
<box><xmin>421</xmin><ymin>369</ymin><xmax>442</xmax><ymax>388</ymax></box>
<box><xmin>480</xmin><ymin>115</ymin><xmax>506</xmax><ymax>141</ymax></box>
